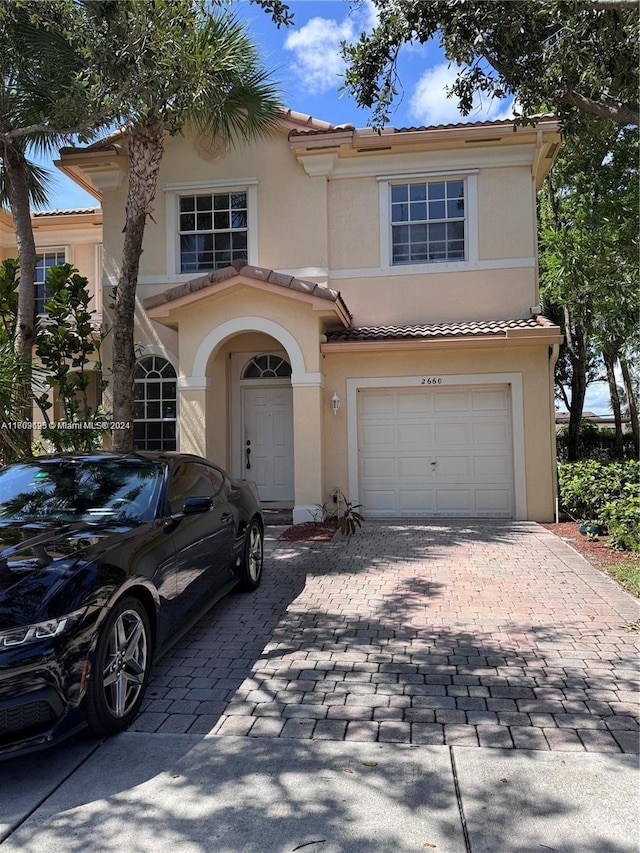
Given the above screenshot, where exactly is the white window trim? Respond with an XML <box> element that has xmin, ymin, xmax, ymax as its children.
<box><xmin>134</xmin><ymin>347</ymin><xmax>179</xmax><ymax>451</ymax></box>
<box><xmin>165</xmin><ymin>178</ymin><xmax>258</xmax><ymax>277</ymax></box>
<box><xmin>346</xmin><ymin>373</ymin><xmax>526</xmax><ymax>520</ymax></box>
<box><xmin>378</xmin><ymin>172</ymin><xmax>478</xmax><ymax>275</ymax></box>
<box><xmin>34</xmin><ymin>246</ymin><xmax>70</xmax><ymax>316</ymax></box>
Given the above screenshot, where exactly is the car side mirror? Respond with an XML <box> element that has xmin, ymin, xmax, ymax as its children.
<box><xmin>182</xmin><ymin>496</ymin><xmax>212</xmax><ymax>514</ymax></box>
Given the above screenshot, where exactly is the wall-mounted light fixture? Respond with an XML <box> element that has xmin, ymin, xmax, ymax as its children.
<box><xmin>331</xmin><ymin>392</ymin><xmax>341</xmax><ymax>415</ymax></box>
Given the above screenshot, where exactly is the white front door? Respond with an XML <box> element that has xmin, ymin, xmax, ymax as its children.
<box><xmin>243</xmin><ymin>385</ymin><xmax>294</xmax><ymax>501</ymax></box>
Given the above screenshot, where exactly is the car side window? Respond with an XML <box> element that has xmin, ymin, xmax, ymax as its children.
<box><xmin>207</xmin><ymin>465</ymin><xmax>226</xmax><ymax>496</ymax></box>
<box><xmin>167</xmin><ymin>462</ymin><xmax>216</xmax><ymax>514</ymax></box>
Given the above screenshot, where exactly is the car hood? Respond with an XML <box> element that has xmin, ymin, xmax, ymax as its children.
<box><xmin>0</xmin><ymin>521</ymin><xmax>138</xmax><ymax>629</ymax></box>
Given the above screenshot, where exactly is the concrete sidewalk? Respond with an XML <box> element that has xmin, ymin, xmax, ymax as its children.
<box><xmin>1</xmin><ymin>731</ymin><xmax>637</xmax><ymax>852</ymax></box>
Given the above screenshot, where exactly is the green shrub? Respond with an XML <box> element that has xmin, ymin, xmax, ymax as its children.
<box><xmin>558</xmin><ymin>461</ymin><xmax>640</xmax><ymax>551</ymax></box>
<box><xmin>602</xmin><ymin>495</ymin><xmax>640</xmax><ymax>552</ymax></box>
<box><xmin>556</xmin><ymin>422</ymin><xmax>636</xmax><ymax>462</ymax></box>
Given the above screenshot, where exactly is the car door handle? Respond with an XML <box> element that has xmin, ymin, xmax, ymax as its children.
<box><xmin>220</xmin><ymin>512</ymin><xmax>233</xmax><ymax>525</ymax></box>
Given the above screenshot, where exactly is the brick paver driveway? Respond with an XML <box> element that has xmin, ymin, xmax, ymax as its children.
<box><xmin>133</xmin><ymin>522</ymin><xmax>640</xmax><ymax>753</ymax></box>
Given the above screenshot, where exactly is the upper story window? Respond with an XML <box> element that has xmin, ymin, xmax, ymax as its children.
<box><xmin>179</xmin><ymin>191</ymin><xmax>248</xmax><ymax>273</ymax></box>
<box><xmin>35</xmin><ymin>249</ymin><xmax>66</xmax><ymax>314</ymax></box>
<box><xmin>391</xmin><ymin>180</ymin><xmax>465</xmax><ymax>265</ymax></box>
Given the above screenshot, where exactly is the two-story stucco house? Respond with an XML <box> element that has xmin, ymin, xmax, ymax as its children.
<box><xmin>55</xmin><ymin>110</ymin><xmax>562</xmax><ymax>523</ymax></box>
<box><xmin>0</xmin><ymin>206</ymin><xmax>104</xmax><ymax>420</ymax></box>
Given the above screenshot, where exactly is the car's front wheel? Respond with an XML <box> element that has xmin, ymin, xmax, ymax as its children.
<box><xmin>85</xmin><ymin>596</ymin><xmax>152</xmax><ymax>735</ymax></box>
<box><xmin>239</xmin><ymin>520</ymin><xmax>263</xmax><ymax>591</ymax></box>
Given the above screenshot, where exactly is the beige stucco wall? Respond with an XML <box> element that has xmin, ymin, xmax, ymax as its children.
<box><xmin>333</xmin><ymin>267</ymin><xmax>537</xmax><ymax>326</ymax></box>
<box><xmin>327</xmin><ymin>177</ymin><xmax>380</xmax><ymax>270</ymax></box>
<box><xmin>0</xmin><ymin>226</ymin><xmax>102</xmax><ymax>313</ymax></box>
<box><xmin>163</xmin><ymin>282</ymin><xmax>325</xmax><ymax>377</ymax></box>
<box><xmin>321</xmin><ymin>343</ymin><xmax>556</xmax><ymax>522</ymax></box>
<box><xmin>106</xmin><ymin>131</ymin><xmax>330</xmax><ymax>281</ymax></box>
<box><xmin>477</xmin><ymin>166</ymin><xmax>535</xmax><ymax>260</ymax></box>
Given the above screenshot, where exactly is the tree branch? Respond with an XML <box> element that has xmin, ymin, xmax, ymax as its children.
<box><xmin>558</xmin><ymin>89</ymin><xmax>639</xmax><ymax>126</ymax></box>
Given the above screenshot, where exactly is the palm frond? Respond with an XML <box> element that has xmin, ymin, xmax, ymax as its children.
<box><xmin>0</xmin><ymin>156</ymin><xmax>54</xmax><ymax>208</ymax></box>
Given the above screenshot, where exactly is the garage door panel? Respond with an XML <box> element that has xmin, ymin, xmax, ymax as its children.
<box><xmin>397</xmin><ymin>456</ymin><xmax>433</xmax><ymax>478</ymax></box>
<box><xmin>362</xmin><ymin>489</ymin><xmax>401</xmax><ymax>511</ymax></box>
<box><xmin>475</xmin><ymin>489</ymin><xmax>512</xmax><ymax>512</ymax></box>
<box><xmin>358</xmin><ymin>385</ymin><xmax>514</xmax><ymax>518</ymax></box>
<box><xmin>434</xmin><ymin>456</ymin><xmax>472</xmax><ymax>478</ymax></box>
<box><xmin>435</xmin><ymin>489</ymin><xmax>473</xmax><ymax>512</ymax></box>
<box><xmin>473</xmin><ymin>421</ymin><xmax>510</xmax><ymax>445</ymax></box>
<box><xmin>360</xmin><ymin>456</ymin><xmax>396</xmax><ymax>480</ymax></box>
<box><xmin>433</xmin><ymin>391</ymin><xmax>470</xmax><ymax>412</ymax></box>
<box><xmin>434</xmin><ymin>422</ymin><xmax>470</xmax><ymax>446</ymax></box>
<box><xmin>360</xmin><ymin>393</ymin><xmax>395</xmax><ymax>415</ymax></box>
<box><xmin>474</xmin><ymin>455</ymin><xmax>510</xmax><ymax>479</ymax></box>
<box><xmin>396</xmin><ymin>393</ymin><xmax>434</xmax><ymax>414</ymax></box>
<box><xmin>361</xmin><ymin>423</ymin><xmax>395</xmax><ymax>446</ymax></box>
<box><xmin>472</xmin><ymin>389</ymin><xmax>508</xmax><ymax>411</ymax></box>
<box><xmin>398</xmin><ymin>490</ymin><xmax>436</xmax><ymax>512</ymax></box>
<box><xmin>397</xmin><ymin>423</ymin><xmax>434</xmax><ymax>446</ymax></box>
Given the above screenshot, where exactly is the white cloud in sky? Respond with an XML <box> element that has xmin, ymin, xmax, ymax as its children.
<box><xmin>409</xmin><ymin>62</ymin><xmax>514</xmax><ymax>126</ymax></box>
<box><xmin>284</xmin><ymin>2</ymin><xmax>377</xmax><ymax>95</ymax></box>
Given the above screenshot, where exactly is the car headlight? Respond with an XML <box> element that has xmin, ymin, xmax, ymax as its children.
<box><xmin>0</xmin><ymin>608</ymin><xmax>87</xmax><ymax>648</ymax></box>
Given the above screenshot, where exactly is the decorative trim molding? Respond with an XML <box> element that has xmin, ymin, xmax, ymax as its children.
<box><xmin>327</xmin><ymin>256</ymin><xmax>535</xmax><ymax>279</ymax></box>
<box><xmin>163</xmin><ymin>177</ymin><xmax>259</xmax><ymax>191</ymax></box>
<box><xmin>291</xmin><ymin>372</ymin><xmax>324</xmax><ymax>388</ymax></box>
<box><xmin>192</xmin><ymin>316</ymin><xmax>307</xmax><ymax>379</ymax></box>
<box><xmin>177</xmin><ymin>377</ymin><xmax>212</xmax><ymax>391</ymax></box>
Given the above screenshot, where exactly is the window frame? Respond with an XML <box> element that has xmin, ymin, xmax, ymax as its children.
<box><xmin>378</xmin><ymin>171</ymin><xmax>478</xmax><ymax>274</ymax></box>
<box><xmin>133</xmin><ymin>355</ymin><xmax>178</xmax><ymax>453</ymax></box>
<box><xmin>34</xmin><ymin>248</ymin><xmax>68</xmax><ymax>315</ymax></box>
<box><xmin>165</xmin><ymin>179</ymin><xmax>258</xmax><ymax>278</ymax></box>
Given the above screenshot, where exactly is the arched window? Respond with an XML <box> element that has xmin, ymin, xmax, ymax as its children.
<box><xmin>133</xmin><ymin>356</ymin><xmax>177</xmax><ymax>451</ymax></box>
<box><xmin>241</xmin><ymin>354</ymin><xmax>292</xmax><ymax>379</ymax></box>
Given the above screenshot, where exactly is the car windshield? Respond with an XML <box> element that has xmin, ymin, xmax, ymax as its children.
<box><xmin>0</xmin><ymin>459</ymin><xmax>164</xmax><ymax>524</ymax></box>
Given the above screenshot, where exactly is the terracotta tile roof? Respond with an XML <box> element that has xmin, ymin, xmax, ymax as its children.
<box><xmin>326</xmin><ymin>317</ymin><xmax>558</xmax><ymax>342</ymax></box>
<box><xmin>33</xmin><ymin>208</ymin><xmax>101</xmax><ymax>216</ymax></box>
<box><xmin>281</xmin><ymin>108</ymin><xmax>353</xmax><ymax>132</ymax></box>
<box><xmin>289</xmin><ymin>116</ymin><xmax>558</xmax><ymax>139</ymax></box>
<box><xmin>143</xmin><ymin>259</ymin><xmax>352</xmax><ymax>319</ymax></box>
<box><xmin>393</xmin><ymin>118</ymin><xmax>528</xmax><ymax>133</ymax></box>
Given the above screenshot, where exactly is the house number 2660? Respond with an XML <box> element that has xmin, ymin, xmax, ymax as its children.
<box><xmin>421</xmin><ymin>377</ymin><xmax>442</xmax><ymax>385</ymax></box>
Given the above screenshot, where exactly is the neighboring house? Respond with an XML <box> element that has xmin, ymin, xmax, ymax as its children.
<box><xmin>555</xmin><ymin>411</ymin><xmax>631</xmax><ymax>433</ymax></box>
<box><xmin>54</xmin><ymin>110</ymin><xmax>562</xmax><ymax>522</ymax></box>
<box><xmin>0</xmin><ymin>206</ymin><xmax>104</xmax><ymax>418</ymax></box>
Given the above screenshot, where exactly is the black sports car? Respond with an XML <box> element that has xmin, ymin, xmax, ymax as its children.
<box><xmin>0</xmin><ymin>452</ymin><xmax>263</xmax><ymax>758</ymax></box>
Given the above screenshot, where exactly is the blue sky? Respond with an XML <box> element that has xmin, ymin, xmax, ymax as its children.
<box><xmin>34</xmin><ymin>0</ymin><xmax>613</xmax><ymax>413</ymax></box>
<box><xmin>43</xmin><ymin>0</ymin><xmax>515</xmax><ymax>211</ymax></box>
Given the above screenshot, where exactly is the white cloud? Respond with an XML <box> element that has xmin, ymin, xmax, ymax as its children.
<box><xmin>284</xmin><ymin>2</ymin><xmax>377</xmax><ymax>95</ymax></box>
<box><xmin>409</xmin><ymin>62</ymin><xmax>514</xmax><ymax>126</ymax></box>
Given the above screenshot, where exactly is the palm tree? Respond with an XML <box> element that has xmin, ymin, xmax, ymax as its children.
<box><xmin>81</xmin><ymin>1</ymin><xmax>283</xmax><ymax>451</ymax></box>
<box><xmin>0</xmin><ymin>1</ymin><xmax>95</xmax><ymax>441</ymax></box>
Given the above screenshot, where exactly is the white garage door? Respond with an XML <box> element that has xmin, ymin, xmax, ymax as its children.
<box><xmin>358</xmin><ymin>385</ymin><xmax>514</xmax><ymax>517</ymax></box>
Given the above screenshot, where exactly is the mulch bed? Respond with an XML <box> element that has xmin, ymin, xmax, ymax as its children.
<box><xmin>541</xmin><ymin>521</ymin><xmax>639</xmax><ymax>598</ymax></box>
<box><xmin>279</xmin><ymin>519</ymin><xmax>338</xmax><ymax>541</ymax></box>
<box><xmin>540</xmin><ymin>521</ymin><xmax>636</xmax><ymax>570</ymax></box>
